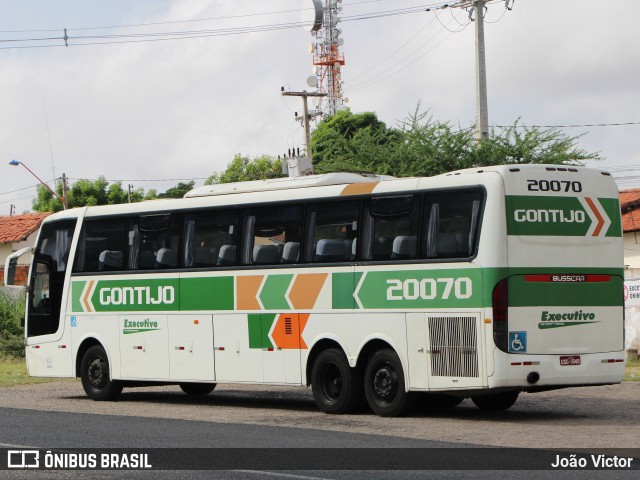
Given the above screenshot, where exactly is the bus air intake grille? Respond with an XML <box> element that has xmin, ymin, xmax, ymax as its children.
<box><xmin>428</xmin><ymin>316</ymin><xmax>479</xmax><ymax>378</ymax></box>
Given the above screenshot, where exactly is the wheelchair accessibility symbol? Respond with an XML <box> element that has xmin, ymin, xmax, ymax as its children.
<box><xmin>509</xmin><ymin>331</ymin><xmax>527</xmax><ymax>353</ymax></box>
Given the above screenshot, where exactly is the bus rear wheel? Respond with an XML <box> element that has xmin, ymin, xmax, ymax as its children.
<box><xmin>80</xmin><ymin>345</ymin><xmax>123</xmax><ymax>401</ymax></box>
<box><xmin>364</xmin><ymin>349</ymin><xmax>414</xmax><ymax>417</ymax></box>
<box><xmin>311</xmin><ymin>348</ymin><xmax>363</xmax><ymax>414</ymax></box>
<box><xmin>471</xmin><ymin>391</ymin><xmax>519</xmax><ymax>411</ymax></box>
<box><xmin>180</xmin><ymin>383</ymin><xmax>216</xmax><ymax>396</ymax></box>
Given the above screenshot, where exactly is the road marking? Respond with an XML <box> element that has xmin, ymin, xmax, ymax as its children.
<box><xmin>236</xmin><ymin>470</ymin><xmax>332</xmax><ymax>480</ymax></box>
<box><xmin>0</xmin><ymin>442</ymin><xmax>40</xmax><ymax>448</ymax></box>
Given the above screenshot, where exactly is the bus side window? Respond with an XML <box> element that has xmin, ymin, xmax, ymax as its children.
<box><xmin>128</xmin><ymin>214</ymin><xmax>181</xmax><ymax>270</ymax></box>
<box><xmin>243</xmin><ymin>205</ymin><xmax>303</xmax><ymax>266</ymax></box>
<box><xmin>422</xmin><ymin>190</ymin><xmax>483</xmax><ymax>259</ymax></box>
<box><xmin>305</xmin><ymin>200</ymin><xmax>360</xmax><ymax>263</ymax></box>
<box><xmin>182</xmin><ymin>210</ymin><xmax>239</xmax><ymax>268</ymax></box>
<box><xmin>368</xmin><ymin>195</ymin><xmax>419</xmax><ymax>261</ymax></box>
<box><xmin>73</xmin><ymin>218</ymin><xmax>127</xmax><ymax>273</ymax></box>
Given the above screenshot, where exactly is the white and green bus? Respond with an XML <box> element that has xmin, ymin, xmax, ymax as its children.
<box><xmin>5</xmin><ymin>165</ymin><xmax>625</xmax><ymax>416</ymax></box>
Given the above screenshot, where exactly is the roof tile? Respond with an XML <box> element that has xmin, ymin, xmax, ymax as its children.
<box><xmin>0</xmin><ymin>213</ymin><xmax>52</xmax><ymax>244</ymax></box>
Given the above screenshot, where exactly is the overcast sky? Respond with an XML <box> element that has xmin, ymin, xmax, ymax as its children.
<box><xmin>1</xmin><ymin>0</ymin><xmax>638</xmax><ymax>213</ymax></box>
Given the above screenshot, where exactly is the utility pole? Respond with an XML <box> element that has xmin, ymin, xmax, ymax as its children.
<box><xmin>128</xmin><ymin>184</ymin><xmax>133</xmax><ymax>203</ymax></box>
<box><xmin>61</xmin><ymin>173</ymin><xmax>69</xmax><ymax>210</ymax></box>
<box><xmin>473</xmin><ymin>0</ymin><xmax>489</xmax><ymax>142</ymax></box>
<box><xmin>280</xmin><ymin>88</ymin><xmax>326</xmax><ymax>158</ymax></box>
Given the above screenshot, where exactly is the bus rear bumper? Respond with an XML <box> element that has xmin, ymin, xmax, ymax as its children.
<box><xmin>488</xmin><ymin>351</ymin><xmax>626</xmax><ymax>389</ymax></box>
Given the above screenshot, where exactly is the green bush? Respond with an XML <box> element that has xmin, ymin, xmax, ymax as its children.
<box><xmin>0</xmin><ymin>291</ymin><xmax>25</xmax><ymax>358</ymax></box>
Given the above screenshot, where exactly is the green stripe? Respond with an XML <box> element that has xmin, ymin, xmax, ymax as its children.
<box><xmin>600</xmin><ymin>198</ymin><xmax>622</xmax><ymax>237</ymax></box>
<box><xmin>508</xmin><ymin>275</ymin><xmax>623</xmax><ymax>307</ymax></box>
<box><xmin>89</xmin><ymin>278</ymin><xmax>180</xmax><ymax>312</ymax></box>
<box><xmin>180</xmin><ymin>276</ymin><xmax>234</xmax><ymax>310</ymax></box>
<box><xmin>332</xmin><ymin>272</ymin><xmax>361</xmax><ymax>309</ymax></box>
<box><xmin>248</xmin><ymin>313</ymin><xmax>276</xmax><ymax>349</ymax></box>
<box><xmin>355</xmin><ymin>268</ymin><xmax>484</xmax><ymax>309</ymax></box>
<box><xmin>72</xmin><ymin>281</ymin><xmax>85</xmax><ymax>312</ymax></box>
<box><xmin>505</xmin><ymin>195</ymin><xmax>591</xmax><ymax>236</ymax></box>
<box><xmin>260</xmin><ymin>275</ymin><xmax>293</xmax><ymax>310</ymax></box>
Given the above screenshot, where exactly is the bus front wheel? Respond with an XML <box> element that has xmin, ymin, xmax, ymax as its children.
<box><xmin>471</xmin><ymin>391</ymin><xmax>519</xmax><ymax>411</ymax></box>
<box><xmin>80</xmin><ymin>345</ymin><xmax>123</xmax><ymax>401</ymax></box>
<box><xmin>311</xmin><ymin>348</ymin><xmax>363</xmax><ymax>414</ymax></box>
<box><xmin>180</xmin><ymin>383</ymin><xmax>216</xmax><ymax>396</ymax></box>
<box><xmin>364</xmin><ymin>349</ymin><xmax>414</xmax><ymax>417</ymax></box>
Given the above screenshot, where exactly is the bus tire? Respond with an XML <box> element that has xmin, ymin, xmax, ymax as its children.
<box><xmin>311</xmin><ymin>348</ymin><xmax>363</xmax><ymax>414</ymax></box>
<box><xmin>471</xmin><ymin>391</ymin><xmax>519</xmax><ymax>411</ymax></box>
<box><xmin>364</xmin><ymin>348</ymin><xmax>415</xmax><ymax>417</ymax></box>
<box><xmin>80</xmin><ymin>345</ymin><xmax>123</xmax><ymax>401</ymax></box>
<box><xmin>180</xmin><ymin>383</ymin><xmax>216</xmax><ymax>396</ymax></box>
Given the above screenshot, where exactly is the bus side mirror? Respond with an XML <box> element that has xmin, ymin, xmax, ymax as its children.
<box><xmin>5</xmin><ymin>256</ymin><xmax>17</xmax><ymax>285</ymax></box>
<box><xmin>4</xmin><ymin>247</ymin><xmax>34</xmax><ymax>286</ymax></box>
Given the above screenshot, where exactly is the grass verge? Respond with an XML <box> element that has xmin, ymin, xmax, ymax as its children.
<box><xmin>0</xmin><ymin>357</ymin><xmax>61</xmax><ymax>387</ymax></box>
<box><xmin>625</xmin><ymin>356</ymin><xmax>640</xmax><ymax>382</ymax></box>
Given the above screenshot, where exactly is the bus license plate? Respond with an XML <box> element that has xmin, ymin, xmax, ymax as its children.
<box><xmin>560</xmin><ymin>355</ymin><xmax>581</xmax><ymax>366</ymax></box>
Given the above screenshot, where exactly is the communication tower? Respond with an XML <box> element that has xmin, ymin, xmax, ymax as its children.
<box><xmin>304</xmin><ymin>0</ymin><xmax>346</xmax><ymax>117</ymax></box>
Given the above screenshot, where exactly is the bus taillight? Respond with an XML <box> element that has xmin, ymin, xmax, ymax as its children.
<box><xmin>492</xmin><ymin>278</ymin><xmax>509</xmax><ymax>352</ymax></box>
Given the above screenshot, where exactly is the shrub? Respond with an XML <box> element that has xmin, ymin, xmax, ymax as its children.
<box><xmin>0</xmin><ymin>291</ymin><xmax>25</xmax><ymax>358</ymax></box>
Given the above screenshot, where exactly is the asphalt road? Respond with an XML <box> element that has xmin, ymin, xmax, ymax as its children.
<box><xmin>0</xmin><ymin>380</ymin><xmax>638</xmax><ymax>479</ymax></box>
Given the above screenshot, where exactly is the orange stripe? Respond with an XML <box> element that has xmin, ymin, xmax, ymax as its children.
<box><xmin>340</xmin><ymin>182</ymin><xmax>379</xmax><ymax>196</ymax></box>
<box><xmin>82</xmin><ymin>280</ymin><xmax>94</xmax><ymax>312</ymax></box>
<box><xmin>585</xmin><ymin>197</ymin><xmax>604</xmax><ymax>236</ymax></box>
<box><xmin>270</xmin><ymin>313</ymin><xmax>310</xmax><ymax>350</ymax></box>
<box><xmin>236</xmin><ymin>275</ymin><xmax>263</xmax><ymax>310</ymax></box>
<box><xmin>289</xmin><ymin>273</ymin><xmax>327</xmax><ymax>309</ymax></box>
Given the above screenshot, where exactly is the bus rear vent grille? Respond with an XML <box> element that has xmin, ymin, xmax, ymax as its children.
<box><xmin>428</xmin><ymin>316</ymin><xmax>479</xmax><ymax>378</ymax></box>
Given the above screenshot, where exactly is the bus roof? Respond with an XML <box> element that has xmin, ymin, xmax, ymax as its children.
<box><xmin>184</xmin><ymin>172</ymin><xmax>392</xmax><ymax>198</ymax></box>
<box><xmin>39</xmin><ymin>164</ymin><xmax>616</xmax><ymax>222</ymax></box>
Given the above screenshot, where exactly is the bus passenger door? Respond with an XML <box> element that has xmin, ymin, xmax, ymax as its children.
<box><xmin>119</xmin><ymin>314</ymin><xmax>169</xmax><ymax>380</ymax></box>
<box><xmin>168</xmin><ymin>315</ymin><xmax>215</xmax><ymax>382</ymax></box>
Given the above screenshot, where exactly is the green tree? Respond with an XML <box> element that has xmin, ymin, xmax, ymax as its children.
<box><xmin>32</xmin><ymin>184</ymin><xmax>63</xmax><ymax>213</ymax></box>
<box><xmin>206</xmin><ymin>154</ymin><xmax>282</xmax><ymax>184</ymax></box>
<box><xmin>310</xmin><ymin>105</ymin><xmax>600</xmax><ymax>178</ymax></box>
<box><xmin>156</xmin><ymin>181</ymin><xmax>195</xmax><ymax>199</ymax></box>
<box><xmin>31</xmin><ymin>176</ymin><xmax>191</xmax><ymax>212</ymax></box>
<box><xmin>311</xmin><ymin>110</ymin><xmax>401</xmax><ymax>174</ymax></box>
<box><xmin>66</xmin><ymin>177</ymin><xmax>109</xmax><ymax>208</ymax></box>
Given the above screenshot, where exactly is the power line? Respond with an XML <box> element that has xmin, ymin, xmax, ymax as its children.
<box><xmin>67</xmin><ymin>177</ymin><xmax>207</xmax><ymax>183</ymax></box>
<box><xmin>0</xmin><ymin>0</ymin><xmax>388</xmax><ymax>34</ymax></box>
<box><xmin>0</xmin><ymin>182</ymin><xmax>44</xmax><ymax>196</ymax></box>
<box><xmin>493</xmin><ymin>122</ymin><xmax>640</xmax><ymax>129</ymax></box>
<box><xmin>0</xmin><ymin>3</ymin><xmax>454</xmax><ymax>50</ymax></box>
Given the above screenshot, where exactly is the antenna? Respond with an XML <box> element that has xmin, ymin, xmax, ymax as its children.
<box><xmin>307</xmin><ymin>0</ymin><xmax>346</xmax><ymax>117</ymax></box>
<box><xmin>300</xmin><ymin>0</ymin><xmax>324</xmax><ymax>32</ymax></box>
<box><xmin>42</xmin><ymin>98</ymin><xmax>57</xmax><ymax>186</ymax></box>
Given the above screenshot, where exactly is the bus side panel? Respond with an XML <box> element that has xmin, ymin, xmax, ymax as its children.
<box><xmin>69</xmin><ymin>314</ymin><xmax>120</xmax><ymax>378</ymax></box>
<box><xmin>25</xmin><ymin>321</ymin><xmax>73</xmax><ymax>377</ymax></box>
<box><xmin>213</xmin><ymin>314</ymin><xmax>263</xmax><ymax>383</ymax></box>
<box><xmin>168</xmin><ymin>314</ymin><xmax>215</xmax><ymax>382</ymax></box>
<box><xmin>119</xmin><ymin>314</ymin><xmax>170</xmax><ymax>380</ymax></box>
